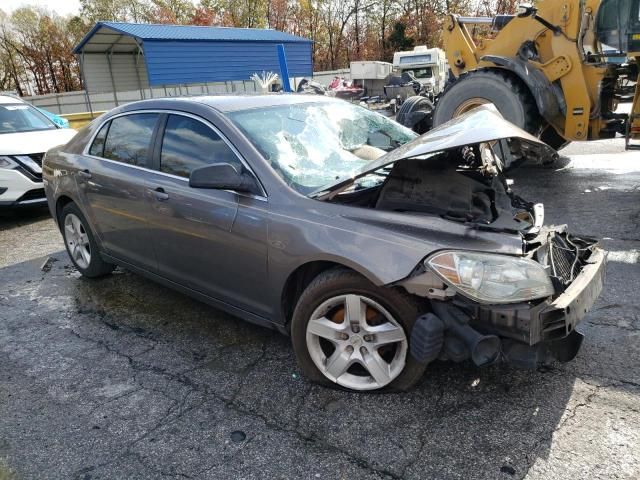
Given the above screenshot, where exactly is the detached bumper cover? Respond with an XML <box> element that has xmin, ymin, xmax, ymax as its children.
<box><xmin>472</xmin><ymin>247</ymin><xmax>607</xmax><ymax>345</ymax></box>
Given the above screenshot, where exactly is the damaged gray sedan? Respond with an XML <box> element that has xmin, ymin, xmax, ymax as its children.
<box><xmin>43</xmin><ymin>95</ymin><xmax>606</xmax><ymax>392</ymax></box>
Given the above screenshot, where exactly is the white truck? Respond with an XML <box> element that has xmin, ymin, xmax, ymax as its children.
<box><xmin>392</xmin><ymin>46</ymin><xmax>449</xmax><ymax>96</ymax></box>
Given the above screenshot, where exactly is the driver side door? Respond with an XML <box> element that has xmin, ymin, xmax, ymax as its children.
<box><xmin>144</xmin><ymin>113</ymin><xmax>270</xmax><ymax>316</ymax></box>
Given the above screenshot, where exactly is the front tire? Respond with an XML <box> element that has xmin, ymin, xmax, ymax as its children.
<box><xmin>60</xmin><ymin>202</ymin><xmax>114</xmax><ymax>278</ymax></box>
<box><xmin>291</xmin><ymin>268</ymin><xmax>426</xmax><ymax>392</ymax></box>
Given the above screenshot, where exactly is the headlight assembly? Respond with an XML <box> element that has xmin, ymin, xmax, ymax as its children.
<box><xmin>426</xmin><ymin>250</ymin><xmax>554</xmax><ymax>304</ymax></box>
<box><xmin>0</xmin><ymin>156</ymin><xmax>18</xmax><ymax>169</ymax></box>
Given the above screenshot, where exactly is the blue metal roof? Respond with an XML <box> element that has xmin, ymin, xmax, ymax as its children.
<box><xmin>143</xmin><ymin>41</ymin><xmax>312</xmax><ymax>85</ymax></box>
<box><xmin>74</xmin><ymin>21</ymin><xmax>311</xmax><ymax>53</ymax></box>
<box><xmin>74</xmin><ymin>22</ymin><xmax>313</xmax><ymax>87</ymax></box>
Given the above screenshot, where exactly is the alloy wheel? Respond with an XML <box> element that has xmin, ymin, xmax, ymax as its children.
<box><xmin>306</xmin><ymin>294</ymin><xmax>408</xmax><ymax>390</ymax></box>
<box><xmin>64</xmin><ymin>213</ymin><xmax>91</xmax><ymax>269</ymax></box>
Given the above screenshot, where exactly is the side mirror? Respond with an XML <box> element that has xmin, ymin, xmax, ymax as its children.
<box><xmin>189</xmin><ymin>163</ymin><xmax>257</xmax><ymax>193</ymax></box>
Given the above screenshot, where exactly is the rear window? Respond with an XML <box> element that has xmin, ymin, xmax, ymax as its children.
<box><xmin>89</xmin><ymin>122</ymin><xmax>110</xmax><ymax>157</ymax></box>
<box><xmin>101</xmin><ymin>113</ymin><xmax>159</xmax><ymax>167</ymax></box>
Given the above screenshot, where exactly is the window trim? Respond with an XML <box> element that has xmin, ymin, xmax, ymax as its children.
<box><xmin>86</xmin><ymin>111</ymin><xmax>161</xmax><ymax>169</ymax></box>
<box><xmin>83</xmin><ymin>109</ymin><xmax>267</xmax><ymax>200</ymax></box>
<box><xmin>89</xmin><ymin>119</ymin><xmax>111</xmax><ymax>158</ymax></box>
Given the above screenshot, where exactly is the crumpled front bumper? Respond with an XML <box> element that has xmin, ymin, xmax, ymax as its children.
<box><xmin>407</xmin><ymin>246</ymin><xmax>607</xmax><ymax>368</ymax></box>
<box><xmin>472</xmin><ymin>247</ymin><xmax>607</xmax><ymax>346</ymax></box>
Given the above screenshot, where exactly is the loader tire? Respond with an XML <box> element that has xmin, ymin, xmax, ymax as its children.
<box><xmin>432</xmin><ymin>69</ymin><xmax>541</xmax><ymax>135</ymax></box>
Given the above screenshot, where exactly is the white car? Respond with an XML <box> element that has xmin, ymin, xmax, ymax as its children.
<box><xmin>0</xmin><ymin>95</ymin><xmax>76</xmax><ymax>208</ymax></box>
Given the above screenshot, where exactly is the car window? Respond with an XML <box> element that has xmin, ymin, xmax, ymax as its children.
<box><xmin>103</xmin><ymin>113</ymin><xmax>159</xmax><ymax>167</ymax></box>
<box><xmin>160</xmin><ymin>115</ymin><xmax>242</xmax><ymax>178</ymax></box>
<box><xmin>0</xmin><ymin>103</ymin><xmax>56</xmax><ymax>134</ymax></box>
<box><xmin>89</xmin><ymin>121</ymin><xmax>110</xmax><ymax>157</ymax></box>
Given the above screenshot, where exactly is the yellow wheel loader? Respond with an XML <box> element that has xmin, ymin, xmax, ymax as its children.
<box><xmin>400</xmin><ymin>0</ymin><xmax>640</xmax><ymax>151</ymax></box>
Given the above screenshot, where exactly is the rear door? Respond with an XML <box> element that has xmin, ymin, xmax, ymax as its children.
<box><xmin>77</xmin><ymin>112</ymin><xmax>161</xmax><ymax>271</ymax></box>
<box><xmin>144</xmin><ymin>113</ymin><xmax>270</xmax><ymax>316</ymax></box>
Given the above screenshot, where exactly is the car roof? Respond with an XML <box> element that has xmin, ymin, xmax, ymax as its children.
<box><xmin>176</xmin><ymin>94</ymin><xmax>343</xmax><ymax>113</ymax></box>
<box><xmin>0</xmin><ymin>94</ymin><xmax>26</xmax><ymax>105</ymax></box>
<box><xmin>195</xmin><ymin>94</ymin><xmax>344</xmax><ymax>112</ymax></box>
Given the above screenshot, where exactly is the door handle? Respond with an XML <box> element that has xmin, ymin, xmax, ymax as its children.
<box><xmin>77</xmin><ymin>169</ymin><xmax>92</xmax><ymax>179</ymax></box>
<box><xmin>150</xmin><ymin>187</ymin><xmax>169</xmax><ymax>201</ymax></box>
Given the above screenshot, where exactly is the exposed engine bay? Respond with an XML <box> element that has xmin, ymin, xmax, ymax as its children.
<box><xmin>327</xmin><ymin>143</ymin><xmax>539</xmax><ymax>233</ymax></box>
<box><xmin>324</xmin><ymin>139</ymin><xmax>601</xmax><ymax>301</ymax></box>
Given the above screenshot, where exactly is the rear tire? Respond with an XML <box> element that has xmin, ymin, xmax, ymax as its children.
<box><xmin>290</xmin><ymin>268</ymin><xmax>427</xmax><ymax>392</ymax></box>
<box><xmin>433</xmin><ymin>69</ymin><xmax>541</xmax><ymax>134</ymax></box>
<box><xmin>59</xmin><ymin>202</ymin><xmax>114</xmax><ymax>278</ymax></box>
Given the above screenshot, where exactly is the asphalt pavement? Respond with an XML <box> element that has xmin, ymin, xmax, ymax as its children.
<box><xmin>0</xmin><ymin>137</ymin><xmax>639</xmax><ymax>480</ymax></box>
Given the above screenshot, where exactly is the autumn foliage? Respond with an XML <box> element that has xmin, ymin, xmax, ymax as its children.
<box><xmin>0</xmin><ymin>0</ymin><xmax>515</xmax><ymax>95</ymax></box>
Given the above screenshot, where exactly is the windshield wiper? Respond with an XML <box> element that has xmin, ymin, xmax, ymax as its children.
<box><xmin>308</xmin><ymin>166</ymin><xmax>393</xmax><ymax>200</ymax></box>
<box><xmin>308</xmin><ymin>177</ymin><xmax>355</xmax><ymax>200</ymax></box>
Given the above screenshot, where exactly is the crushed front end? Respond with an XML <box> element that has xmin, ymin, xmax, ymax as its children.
<box><xmin>318</xmin><ymin>104</ymin><xmax>607</xmax><ymax>369</ymax></box>
<box><xmin>400</xmin><ymin>228</ymin><xmax>606</xmax><ymax>369</ymax></box>
<box><xmin>472</xmin><ymin>228</ymin><xmax>606</xmax><ymax>367</ymax></box>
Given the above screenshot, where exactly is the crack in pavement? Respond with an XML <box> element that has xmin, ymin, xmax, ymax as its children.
<box><xmin>521</xmin><ymin>380</ymin><xmax>601</xmax><ymax>478</ymax></box>
<box><xmin>27</xmin><ymin>311</ymin><xmax>640</xmax><ymax>480</ymax></box>
<box><xmin>64</xmin><ymin>321</ymin><xmax>403</xmax><ymax>479</ymax></box>
<box><xmin>398</xmin><ymin>385</ymin><xmax>445</xmax><ymax>478</ymax></box>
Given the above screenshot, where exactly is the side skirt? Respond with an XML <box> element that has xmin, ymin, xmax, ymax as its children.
<box><xmin>101</xmin><ymin>253</ymin><xmax>287</xmax><ymax>335</ymax></box>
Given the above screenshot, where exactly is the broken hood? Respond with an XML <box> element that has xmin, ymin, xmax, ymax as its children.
<box><xmin>312</xmin><ymin>105</ymin><xmax>557</xmax><ymax>196</ymax></box>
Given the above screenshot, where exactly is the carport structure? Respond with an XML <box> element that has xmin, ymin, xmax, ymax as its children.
<box><xmin>73</xmin><ymin>22</ymin><xmax>313</xmax><ymax>104</ymax></box>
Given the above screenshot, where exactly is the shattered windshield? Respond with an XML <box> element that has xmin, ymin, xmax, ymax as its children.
<box><xmin>229</xmin><ymin>100</ymin><xmax>417</xmax><ymax>194</ymax></box>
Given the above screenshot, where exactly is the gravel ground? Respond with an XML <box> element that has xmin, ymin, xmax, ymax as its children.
<box><xmin>0</xmin><ymin>138</ymin><xmax>638</xmax><ymax>480</ymax></box>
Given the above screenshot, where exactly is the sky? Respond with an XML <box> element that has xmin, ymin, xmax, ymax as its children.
<box><xmin>2</xmin><ymin>0</ymin><xmax>81</xmax><ymax>16</ymax></box>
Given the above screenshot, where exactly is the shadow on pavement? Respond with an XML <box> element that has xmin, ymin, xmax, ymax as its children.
<box><xmin>0</xmin><ymin>205</ymin><xmax>51</xmax><ymax>231</ymax></box>
<box><xmin>0</xmin><ymin>250</ymin><xmax>582</xmax><ymax>479</ymax></box>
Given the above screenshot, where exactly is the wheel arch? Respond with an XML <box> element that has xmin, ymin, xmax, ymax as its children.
<box><xmin>55</xmin><ymin>195</ymin><xmax>75</xmax><ymax>227</ymax></box>
<box><xmin>479</xmin><ymin>56</ymin><xmax>566</xmax><ymax>129</ymax></box>
<box><xmin>55</xmin><ymin>195</ymin><xmax>103</xmax><ymax>249</ymax></box>
<box><xmin>280</xmin><ymin>259</ymin><xmax>384</xmax><ymax>330</ymax></box>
